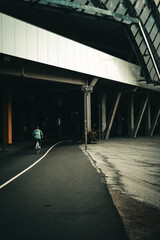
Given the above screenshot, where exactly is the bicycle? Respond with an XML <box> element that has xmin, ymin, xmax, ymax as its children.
<box><xmin>35</xmin><ymin>140</ymin><xmax>41</xmax><ymax>154</ymax></box>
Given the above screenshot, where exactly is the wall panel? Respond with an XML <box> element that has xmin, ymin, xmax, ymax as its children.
<box><xmin>57</xmin><ymin>35</ymin><xmax>67</xmax><ymax>68</ymax></box>
<box><xmin>27</xmin><ymin>25</ymin><xmax>37</xmax><ymax>61</ymax></box>
<box><xmin>2</xmin><ymin>14</ymin><xmax>14</xmax><ymax>55</ymax></box>
<box><xmin>73</xmin><ymin>41</ymin><xmax>82</xmax><ymax>72</ymax></box>
<box><xmin>48</xmin><ymin>32</ymin><xmax>58</xmax><ymax>66</ymax></box>
<box><xmin>15</xmin><ymin>19</ymin><xmax>26</xmax><ymax>58</ymax></box>
<box><xmin>37</xmin><ymin>28</ymin><xmax>47</xmax><ymax>63</ymax></box>
<box><xmin>1</xmin><ymin>12</ymin><xmax>158</xmax><ymax>92</ymax></box>
<box><xmin>65</xmin><ymin>38</ymin><xmax>74</xmax><ymax>70</ymax></box>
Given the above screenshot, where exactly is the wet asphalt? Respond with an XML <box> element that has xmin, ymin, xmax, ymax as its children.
<box><xmin>0</xmin><ymin>141</ymin><xmax>128</xmax><ymax>240</ymax></box>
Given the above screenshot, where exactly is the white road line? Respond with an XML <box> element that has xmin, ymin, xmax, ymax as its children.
<box><xmin>0</xmin><ymin>140</ymin><xmax>70</xmax><ymax>190</ymax></box>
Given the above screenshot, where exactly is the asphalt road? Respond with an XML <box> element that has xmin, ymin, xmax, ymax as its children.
<box><xmin>0</xmin><ymin>141</ymin><xmax>128</xmax><ymax>240</ymax></box>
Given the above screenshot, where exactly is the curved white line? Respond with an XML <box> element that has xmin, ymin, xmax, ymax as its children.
<box><xmin>0</xmin><ymin>140</ymin><xmax>71</xmax><ymax>189</ymax></box>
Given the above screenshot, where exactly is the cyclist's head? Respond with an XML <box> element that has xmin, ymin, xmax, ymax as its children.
<box><xmin>36</xmin><ymin>126</ymin><xmax>39</xmax><ymax>129</ymax></box>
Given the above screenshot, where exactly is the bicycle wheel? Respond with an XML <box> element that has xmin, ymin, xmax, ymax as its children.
<box><xmin>35</xmin><ymin>141</ymin><xmax>40</xmax><ymax>154</ymax></box>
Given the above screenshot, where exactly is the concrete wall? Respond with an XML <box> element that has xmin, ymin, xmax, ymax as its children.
<box><xmin>1</xmin><ymin>12</ymin><xmax>159</xmax><ymax>92</ymax></box>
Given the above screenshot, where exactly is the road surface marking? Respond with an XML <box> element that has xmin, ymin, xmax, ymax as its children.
<box><xmin>0</xmin><ymin>140</ymin><xmax>70</xmax><ymax>189</ymax></box>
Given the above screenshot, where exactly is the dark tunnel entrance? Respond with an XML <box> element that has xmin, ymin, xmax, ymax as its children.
<box><xmin>1</xmin><ymin>76</ymin><xmax>84</xmax><ymax>143</ymax></box>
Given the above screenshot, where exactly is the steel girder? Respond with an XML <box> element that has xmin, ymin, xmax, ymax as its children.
<box><xmin>24</xmin><ymin>0</ymin><xmax>139</xmax><ymax>23</ymax></box>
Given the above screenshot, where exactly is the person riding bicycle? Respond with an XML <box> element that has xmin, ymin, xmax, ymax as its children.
<box><xmin>32</xmin><ymin>126</ymin><xmax>43</xmax><ymax>149</ymax></box>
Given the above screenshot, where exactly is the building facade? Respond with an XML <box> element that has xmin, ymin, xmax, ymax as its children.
<box><xmin>0</xmin><ymin>0</ymin><xmax>160</xmax><ymax>144</ymax></box>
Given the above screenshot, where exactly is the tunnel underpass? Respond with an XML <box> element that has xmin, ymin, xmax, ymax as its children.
<box><xmin>0</xmin><ymin>73</ymin><xmax>85</xmax><ymax>143</ymax></box>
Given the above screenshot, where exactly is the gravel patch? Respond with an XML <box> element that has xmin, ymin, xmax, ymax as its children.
<box><xmin>108</xmin><ymin>186</ymin><xmax>160</xmax><ymax>240</ymax></box>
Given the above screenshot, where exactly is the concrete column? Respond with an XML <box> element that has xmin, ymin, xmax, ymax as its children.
<box><xmin>3</xmin><ymin>90</ymin><xmax>12</xmax><ymax>144</ymax></box>
<box><xmin>102</xmin><ymin>94</ymin><xmax>107</xmax><ymax>139</ymax></box>
<box><xmin>87</xmin><ymin>92</ymin><xmax>91</xmax><ymax>131</ymax></box>
<box><xmin>128</xmin><ymin>94</ymin><xmax>134</xmax><ymax>138</ymax></box>
<box><xmin>145</xmin><ymin>99</ymin><xmax>151</xmax><ymax>136</ymax></box>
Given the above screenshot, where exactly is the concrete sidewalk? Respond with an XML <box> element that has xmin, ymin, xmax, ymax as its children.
<box><xmin>82</xmin><ymin>136</ymin><xmax>160</xmax><ymax>240</ymax></box>
<box><xmin>0</xmin><ymin>141</ymin><xmax>129</xmax><ymax>240</ymax></box>
<box><xmin>84</xmin><ymin>136</ymin><xmax>160</xmax><ymax>210</ymax></box>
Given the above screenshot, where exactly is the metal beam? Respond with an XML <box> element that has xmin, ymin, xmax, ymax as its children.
<box><xmin>138</xmin><ymin>21</ymin><xmax>160</xmax><ymax>81</ymax></box>
<box><xmin>134</xmin><ymin>94</ymin><xmax>149</xmax><ymax>138</ymax></box>
<box><xmin>90</xmin><ymin>77</ymin><xmax>98</xmax><ymax>87</ymax></box>
<box><xmin>104</xmin><ymin>92</ymin><xmax>122</xmax><ymax>140</ymax></box>
<box><xmin>151</xmin><ymin>105</ymin><xmax>160</xmax><ymax>136</ymax></box>
<box><xmin>0</xmin><ymin>61</ymin><xmax>87</xmax><ymax>85</ymax></box>
<box><xmin>124</xmin><ymin>0</ymin><xmax>160</xmax><ymax>84</ymax></box>
<box><xmin>124</xmin><ymin>26</ymin><xmax>151</xmax><ymax>84</ymax></box>
<box><xmin>25</xmin><ymin>0</ymin><xmax>139</xmax><ymax>23</ymax></box>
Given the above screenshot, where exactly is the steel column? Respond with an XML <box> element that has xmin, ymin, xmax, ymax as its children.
<box><xmin>105</xmin><ymin>92</ymin><xmax>121</xmax><ymax>140</ymax></box>
<box><xmin>151</xmin><ymin>106</ymin><xmax>160</xmax><ymax>136</ymax></box>
<box><xmin>84</xmin><ymin>90</ymin><xmax>88</xmax><ymax>150</ymax></box>
<box><xmin>134</xmin><ymin>94</ymin><xmax>149</xmax><ymax>138</ymax></box>
<box><xmin>87</xmin><ymin>92</ymin><xmax>91</xmax><ymax>132</ymax></box>
<box><xmin>81</xmin><ymin>85</ymin><xmax>93</xmax><ymax>150</ymax></box>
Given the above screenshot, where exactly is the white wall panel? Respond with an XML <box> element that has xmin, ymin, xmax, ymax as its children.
<box><xmin>65</xmin><ymin>38</ymin><xmax>74</xmax><ymax>70</ymax></box>
<box><xmin>73</xmin><ymin>41</ymin><xmax>82</xmax><ymax>72</ymax></box>
<box><xmin>94</xmin><ymin>51</ymin><xmax>101</xmax><ymax>77</ymax></box>
<box><xmin>103</xmin><ymin>52</ymin><xmax>112</xmax><ymax>78</ymax></box>
<box><xmin>100</xmin><ymin>53</ymin><xmax>110</xmax><ymax>79</ymax></box>
<box><xmin>114</xmin><ymin>59</ymin><xmax>120</xmax><ymax>82</ymax></box>
<box><xmin>27</xmin><ymin>24</ymin><xmax>37</xmax><ymax>61</ymax></box>
<box><xmin>57</xmin><ymin>35</ymin><xmax>66</xmax><ymax>68</ymax></box>
<box><xmin>1</xmin><ymin>12</ymin><xmax>154</xmax><ymax>91</ymax></box>
<box><xmin>2</xmin><ymin>14</ymin><xmax>14</xmax><ymax>55</ymax></box>
<box><xmin>87</xmin><ymin>46</ymin><xmax>94</xmax><ymax>75</ymax></box>
<box><xmin>106</xmin><ymin>55</ymin><xmax>111</xmax><ymax>77</ymax></box>
<box><xmin>37</xmin><ymin>28</ymin><xmax>47</xmax><ymax>63</ymax></box>
<box><xmin>48</xmin><ymin>32</ymin><xmax>58</xmax><ymax>66</ymax></box>
<box><xmin>81</xmin><ymin>44</ymin><xmax>89</xmax><ymax>74</ymax></box>
<box><xmin>15</xmin><ymin>19</ymin><xmax>26</xmax><ymax>58</ymax></box>
<box><xmin>90</xmin><ymin>50</ymin><xmax>96</xmax><ymax>76</ymax></box>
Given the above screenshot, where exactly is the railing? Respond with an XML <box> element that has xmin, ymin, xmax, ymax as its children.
<box><xmin>127</xmin><ymin>0</ymin><xmax>160</xmax><ymax>84</ymax></box>
<box><xmin>138</xmin><ymin>20</ymin><xmax>160</xmax><ymax>81</ymax></box>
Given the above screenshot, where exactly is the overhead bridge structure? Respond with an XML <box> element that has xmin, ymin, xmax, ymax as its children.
<box><xmin>0</xmin><ymin>0</ymin><xmax>159</xmax><ymax>144</ymax></box>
